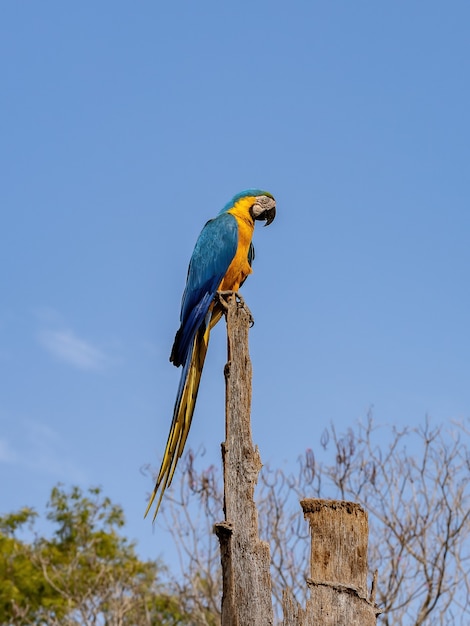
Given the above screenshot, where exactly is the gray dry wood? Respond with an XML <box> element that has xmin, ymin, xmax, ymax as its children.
<box><xmin>214</xmin><ymin>295</ymin><xmax>274</xmax><ymax>626</ymax></box>
<box><xmin>282</xmin><ymin>500</ymin><xmax>380</xmax><ymax>625</ymax></box>
<box><xmin>214</xmin><ymin>295</ymin><xmax>380</xmax><ymax>625</ymax></box>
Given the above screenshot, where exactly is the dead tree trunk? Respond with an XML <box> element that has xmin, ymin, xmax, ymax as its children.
<box><xmin>282</xmin><ymin>499</ymin><xmax>380</xmax><ymax>625</ymax></box>
<box><xmin>214</xmin><ymin>295</ymin><xmax>274</xmax><ymax>626</ymax></box>
<box><xmin>213</xmin><ymin>295</ymin><xmax>379</xmax><ymax>625</ymax></box>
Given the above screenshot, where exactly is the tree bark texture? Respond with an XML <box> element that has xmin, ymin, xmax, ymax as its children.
<box><xmin>282</xmin><ymin>499</ymin><xmax>380</xmax><ymax>626</ymax></box>
<box><xmin>214</xmin><ymin>295</ymin><xmax>274</xmax><ymax>626</ymax></box>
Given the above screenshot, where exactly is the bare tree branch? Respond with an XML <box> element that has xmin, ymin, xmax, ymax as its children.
<box><xmin>157</xmin><ymin>416</ymin><xmax>470</xmax><ymax>625</ymax></box>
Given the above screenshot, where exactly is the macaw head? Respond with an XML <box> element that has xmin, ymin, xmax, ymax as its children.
<box><xmin>221</xmin><ymin>189</ymin><xmax>276</xmax><ymax>226</ymax></box>
<box><xmin>249</xmin><ymin>191</ymin><xmax>276</xmax><ymax>226</ymax></box>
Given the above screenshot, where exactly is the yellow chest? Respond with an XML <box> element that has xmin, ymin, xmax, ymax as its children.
<box><xmin>218</xmin><ymin>209</ymin><xmax>254</xmax><ymax>292</ymax></box>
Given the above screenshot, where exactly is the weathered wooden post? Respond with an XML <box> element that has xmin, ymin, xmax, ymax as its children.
<box><xmin>213</xmin><ymin>294</ymin><xmax>380</xmax><ymax>625</ymax></box>
<box><xmin>282</xmin><ymin>499</ymin><xmax>380</xmax><ymax>625</ymax></box>
<box><xmin>214</xmin><ymin>294</ymin><xmax>274</xmax><ymax>626</ymax></box>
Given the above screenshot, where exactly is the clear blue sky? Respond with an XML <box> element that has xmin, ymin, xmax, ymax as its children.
<box><xmin>1</xmin><ymin>2</ymin><xmax>470</xmax><ymax>565</ymax></box>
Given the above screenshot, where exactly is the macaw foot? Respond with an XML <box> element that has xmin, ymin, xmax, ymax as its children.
<box><xmin>216</xmin><ymin>291</ymin><xmax>254</xmax><ymax>326</ymax></box>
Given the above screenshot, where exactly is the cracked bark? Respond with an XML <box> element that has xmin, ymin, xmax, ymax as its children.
<box><xmin>214</xmin><ymin>295</ymin><xmax>273</xmax><ymax>626</ymax></box>
<box><xmin>282</xmin><ymin>500</ymin><xmax>380</xmax><ymax>625</ymax></box>
<box><xmin>213</xmin><ymin>295</ymin><xmax>380</xmax><ymax>625</ymax></box>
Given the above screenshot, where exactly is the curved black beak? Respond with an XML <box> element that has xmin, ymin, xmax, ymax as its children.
<box><xmin>257</xmin><ymin>206</ymin><xmax>276</xmax><ymax>226</ymax></box>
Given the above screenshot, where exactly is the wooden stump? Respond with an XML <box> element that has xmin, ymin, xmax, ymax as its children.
<box><xmin>282</xmin><ymin>499</ymin><xmax>380</xmax><ymax>625</ymax></box>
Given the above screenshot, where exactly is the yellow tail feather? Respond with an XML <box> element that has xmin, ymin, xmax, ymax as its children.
<box><xmin>145</xmin><ymin>319</ymin><xmax>212</xmax><ymax>521</ymax></box>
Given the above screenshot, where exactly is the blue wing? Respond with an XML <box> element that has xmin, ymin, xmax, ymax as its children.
<box><xmin>170</xmin><ymin>212</ymin><xmax>238</xmax><ymax>367</ymax></box>
<box><xmin>144</xmin><ymin>212</ymin><xmax>239</xmax><ymax>520</ymax></box>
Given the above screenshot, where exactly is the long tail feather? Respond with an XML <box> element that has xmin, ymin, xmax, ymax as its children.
<box><xmin>145</xmin><ymin>321</ymin><xmax>212</xmax><ymax>521</ymax></box>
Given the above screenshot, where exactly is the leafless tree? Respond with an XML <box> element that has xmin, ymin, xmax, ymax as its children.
<box><xmin>324</xmin><ymin>417</ymin><xmax>470</xmax><ymax>626</ymax></box>
<box><xmin>154</xmin><ymin>416</ymin><xmax>470</xmax><ymax>625</ymax></box>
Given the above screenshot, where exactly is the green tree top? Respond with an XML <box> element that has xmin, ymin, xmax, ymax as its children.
<box><xmin>0</xmin><ymin>484</ymin><xmax>188</xmax><ymax>626</ymax></box>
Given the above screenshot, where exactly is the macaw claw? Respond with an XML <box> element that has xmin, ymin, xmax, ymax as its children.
<box><xmin>216</xmin><ymin>291</ymin><xmax>254</xmax><ymax>326</ymax></box>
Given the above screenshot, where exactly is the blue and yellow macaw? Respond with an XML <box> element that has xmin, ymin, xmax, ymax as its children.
<box><xmin>145</xmin><ymin>189</ymin><xmax>276</xmax><ymax>520</ymax></box>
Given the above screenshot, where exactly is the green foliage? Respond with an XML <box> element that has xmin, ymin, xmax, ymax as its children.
<box><xmin>0</xmin><ymin>485</ymin><xmax>189</xmax><ymax>625</ymax></box>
